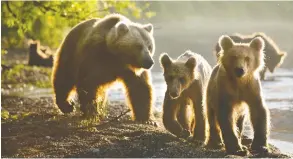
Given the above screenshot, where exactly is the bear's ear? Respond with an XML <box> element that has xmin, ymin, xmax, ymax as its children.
<box><xmin>160</xmin><ymin>53</ymin><xmax>172</xmax><ymax>68</ymax></box>
<box><xmin>279</xmin><ymin>51</ymin><xmax>287</xmax><ymax>58</ymax></box>
<box><xmin>249</xmin><ymin>37</ymin><xmax>265</xmax><ymax>52</ymax></box>
<box><xmin>116</xmin><ymin>21</ymin><xmax>129</xmax><ymax>36</ymax></box>
<box><xmin>185</xmin><ymin>57</ymin><xmax>196</xmax><ymax>69</ymax></box>
<box><xmin>219</xmin><ymin>35</ymin><xmax>234</xmax><ymax>52</ymax></box>
<box><xmin>278</xmin><ymin>51</ymin><xmax>287</xmax><ymax>66</ymax></box>
<box><xmin>142</xmin><ymin>23</ymin><xmax>153</xmax><ymax>33</ymax></box>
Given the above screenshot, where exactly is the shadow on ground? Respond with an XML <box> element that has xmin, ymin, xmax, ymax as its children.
<box><xmin>1</xmin><ymin>96</ymin><xmax>291</xmax><ymax>158</ymax></box>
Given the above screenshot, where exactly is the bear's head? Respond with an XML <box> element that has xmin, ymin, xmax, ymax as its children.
<box><xmin>159</xmin><ymin>53</ymin><xmax>196</xmax><ymax>99</ymax></box>
<box><xmin>254</xmin><ymin>33</ymin><xmax>287</xmax><ymax>73</ymax></box>
<box><xmin>219</xmin><ymin>35</ymin><xmax>265</xmax><ymax>79</ymax></box>
<box><xmin>266</xmin><ymin>51</ymin><xmax>287</xmax><ymax>73</ymax></box>
<box><xmin>106</xmin><ymin>20</ymin><xmax>155</xmax><ymax>69</ymax></box>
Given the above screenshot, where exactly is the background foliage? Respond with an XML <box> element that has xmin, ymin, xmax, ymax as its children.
<box><xmin>1</xmin><ymin>1</ymin><xmax>155</xmax><ymax>50</ymax></box>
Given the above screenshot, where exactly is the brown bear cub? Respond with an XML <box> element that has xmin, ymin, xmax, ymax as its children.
<box><xmin>52</xmin><ymin>14</ymin><xmax>156</xmax><ymax>124</ymax></box>
<box><xmin>205</xmin><ymin>35</ymin><xmax>270</xmax><ymax>156</ymax></box>
<box><xmin>213</xmin><ymin>32</ymin><xmax>287</xmax><ymax>80</ymax></box>
<box><xmin>160</xmin><ymin>50</ymin><xmax>212</xmax><ymax>142</ymax></box>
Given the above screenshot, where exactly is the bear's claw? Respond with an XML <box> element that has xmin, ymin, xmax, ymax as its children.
<box><xmin>179</xmin><ymin>129</ymin><xmax>191</xmax><ymax>139</ymax></box>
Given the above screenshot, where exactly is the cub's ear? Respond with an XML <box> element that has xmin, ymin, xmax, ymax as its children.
<box><xmin>250</xmin><ymin>37</ymin><xmax>265</xmax><ymax>52</ymax></box>
<box><xmin>219</xmin><ymin>35</ymin><xmax>234</xmax><ymax>52</ymax></box>
<box><xmin>143</xmin><ymin>23</ymin><xmax>153</xmax><ymax>34</ymax></box>
<box><xmin>160</xmin><ymin>53</ymin><xmax>172</xmax><ymax>68</ymax></box>
<box><xmin>116</xmin><ymin>21</ymin><xmax>129</xmax><ymax>36</ymax></box>
<box><xmin>185</xmin><ymin>57</ymin><xmax>196</xmax><ymax>69</ymax></box>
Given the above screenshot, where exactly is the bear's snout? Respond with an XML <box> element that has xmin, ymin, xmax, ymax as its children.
<box><xmin>142</xmin><ymin>58</ymin><xmax>154</xmax><ymax>69</ymax></box>
<box><xmin>234</xmin><ymin>67</ymin><xmax>245</xmax><ymax>77</ymax></box>
<box><xmin>169</xmin><ymin>91</ymin><xmax>179</xmax><ymax>99</ymax></box>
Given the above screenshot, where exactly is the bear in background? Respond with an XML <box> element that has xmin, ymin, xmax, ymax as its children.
<box><xmin>205</xmin><ymin>35</ymin><xmax>270</xmax><ymax>156</ymax></box>
<box><xmin>160</xmin><ymin>50</ymin><xmax>212</xmax><ymax>142</ymax></box>
<box><xmin>213</xmin><ymin>32</ymin><xmax>287</xmax><ymax>80</ymax></box>
<box><xmin>27</xmin><ymin>40</ymin><xmax>53</xmax><ymax>67</ymax></box>
<box><xmin>51</xmin><ymin>14</ymin><xmax>156</xmax><ymax>125</ymax></box>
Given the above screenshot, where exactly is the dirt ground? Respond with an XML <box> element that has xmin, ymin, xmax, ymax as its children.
<box><xmin>1</xmin><ymin>94</ymin><xmax>292</xmax><ymax>158</ymax></box>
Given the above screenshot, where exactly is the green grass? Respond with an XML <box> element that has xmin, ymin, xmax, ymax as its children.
<box><xmin>2</xmin><ymin>64</ymin><xmax>52</xmax><ymax>88</ymax></box>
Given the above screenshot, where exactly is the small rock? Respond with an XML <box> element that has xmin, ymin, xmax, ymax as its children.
<box><xmin>90</xmin><ymin>148</ymin><xmax>100</xmax><ymax>154</ymax></box>
<box><xmin>45</xmin><ymin>136</ymin><xmax>51</xmax><ymax>139</ymax></box>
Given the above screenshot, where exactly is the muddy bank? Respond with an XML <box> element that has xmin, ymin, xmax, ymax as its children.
<box><xmin>1</xmin><ymin>95</ymin><xmax>292</xmax><ymax>158</ymax></box>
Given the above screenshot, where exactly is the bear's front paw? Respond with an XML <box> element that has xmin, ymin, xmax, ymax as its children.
<box><xmin>58</xmin><ymin>102</ymin><xmax>74</xmax><ymax>114</ymax></box>
<box><xmin>179</xmin><ymin>129</ymin><xmax>191</xmax><ymax>139</ymax></box>
<box><xmin>81</xmin><ymin>103</ymin><xmax>98</xmax><ymax>118</ymax></box>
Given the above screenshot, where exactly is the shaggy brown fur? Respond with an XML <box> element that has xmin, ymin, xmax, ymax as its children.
<box><xmin>160</xmin><ymin>50</ymin><xmax>212</xmax><ymax>142</ymax></box>
<box><xmin>205</xmin><ymin>35</ymin><xmax>271</xmax><ymax>156</ymax></box>
<box><xmin>213</xmin><ymin>32</ymin><xmax>287</xmax><ymax>80</ymax></box>
<box><xmin>51</xmin><ymin>14</ymin><xmax>156</xmax><ymax>123</ymax></box>
<box><xmin>28</xmin><ymin>40</ymin><xmax>53</xmax><ymax>67</ymax></box>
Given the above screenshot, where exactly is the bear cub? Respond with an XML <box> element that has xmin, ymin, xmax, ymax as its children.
<box><xmin>160</xmin><ymin>50</ymin><xmax>212</xmax><ymax>142</ymax></box>
<box><xmin>205</xmin><ymin>35</ymin><xmax>270</xmax><ymax>156</ymax></box>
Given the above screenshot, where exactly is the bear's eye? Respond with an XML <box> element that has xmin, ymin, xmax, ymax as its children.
<box><xmin>148</xmin><ymin>45</ymin><xmax>152</xmax><ymax>51</ymax></box>
<box><xmin>179</xmin><ymin>77</ymin><xmax>185</xmax><ymax>84</ymax></box>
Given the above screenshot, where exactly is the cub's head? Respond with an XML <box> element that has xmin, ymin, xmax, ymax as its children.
<box><xmin>159</xmin><ymin>53</ymin><xmax>196</xmax><ymax>99</ymax></box>
<box><xmin>106</xmin><ymin>20</ymin><xmax>155</xmax><ymax>69</ymax></box>
<box><xmin>219</xmin><ymin>35</ymin><xmax>265</xmax><ymax>79</ymax></box>
<box><xmin>254</xmin><ymin>33</ymin><xmax>287</xmax><ymax>73</ymax></box>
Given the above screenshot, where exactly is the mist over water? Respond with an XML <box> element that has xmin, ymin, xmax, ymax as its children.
<box><xmin>136</xmin><ymin>1</ymin><xmax>293</xmax><ymax>71</ymax></box>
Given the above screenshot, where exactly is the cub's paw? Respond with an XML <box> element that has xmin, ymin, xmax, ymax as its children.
<box><xmin>58</xmin><ymin>102</ymin><xmax>74</xmax><ymax>114</ymax></box>
<box><xmin>178</xmin><ymin>129</ymin><xmax>191</xmax><ymax>139</ymax></box>
<box><xmin>241</xmin><ymin>145</ymin><xmax>248</xmax><ymax>151</ymax></box>
<box><xmin>187</xmin><ymin>136</ymin><xmax>204</xmax><ymax>145</ymax></box>
<box><xmin>251</xmin><ymin>145</ymin><xmax>269</xmax><ymax>154</ymax></box>
<box><xmin>227</xmin><ymin>149</ymin><xmax>250</xmax><ymax>156</ymax></box>
<box><xmin>205</xmin><ymin>141</ymin><xmax>224</xmax><ymax>149</ymax></box>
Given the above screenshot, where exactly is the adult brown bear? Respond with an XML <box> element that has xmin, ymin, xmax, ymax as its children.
<box><xmin>51</xmin><ymin>14</ymin><xmax>156</xmax><ymax>124</ymax></box>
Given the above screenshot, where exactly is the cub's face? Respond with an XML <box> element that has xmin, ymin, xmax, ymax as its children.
<box><xmin>160</xmin><ymin>53</ymin><xmax>196</xmax><ymax>99</ymax></box>
<box><xmin>107</xmin><ymin>21</ymin><xmax>155</xmax><ymax>69</ymax></box>
<box><xmin>219</xmin><ymin>35</ymin><xmax>265</xmax><ymax>78</ymax></box>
